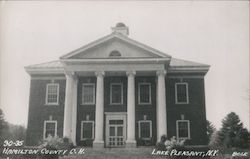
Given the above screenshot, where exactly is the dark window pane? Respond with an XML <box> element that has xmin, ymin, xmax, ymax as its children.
<box><xmin>139</xmin><ymin>84</ymin><xmax>150</xmax><ymax>103</ymax></box>
<box><xmin>45</xmin><ymin>122</ymin><xmax>56</xmax><ymax>138</ymax></box>
<box><xmin>109</xmin><ymin>120</ymin><xmax>123</xmax><ymax>125</ymax></box>
<box><xmin>177</xmin><ymin>84</ymin><xmax>187</xmax><ymax>103</ymax></box>
<box><xmin>110</xmin><ymin>127</ymin><xmax>115</xmax><ymax>136</ymax></box>
<box><xmin>111</xmin><ymin>84</ymin><xmax>122</xmax><ymax>104</ymax></box>
<box><xmin>82</xmin><ymin>84</ymin><xmax>95</xmax><ymax>104</ymax></box>
<box><xmin>117</xmin><ymin>127</ymin><xmax>123</xmax><ymax>136</ymax></box>
<box><xmin>140</xmin><ymin>122</ymin><xmax>150</xmax><ymax>138</ymax></box>
<box><xmin>178</xmin><ymin>122</ymin><xmax>189</xmax><ymax>138</ymax></box>
<box><xmin>47</xmin><ymin>84</ymin><xmax>58</xmax><ymax>103</ymax></box>
<box><xmin>82</xmin><ymin>122</ymin><xmax>93</xmax><ymax>139</ymax></box>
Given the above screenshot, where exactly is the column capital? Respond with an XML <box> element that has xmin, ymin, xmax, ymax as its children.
<box><xmin>156</xmin><ymin>70</ymin><xmax>167</xmax><ymax>76</ymax></box>
<box><xmin>65</xmin><ymin>71</ymin><xmax>78</xmax><ymax>80</ymax></box>
<box><xmin>65</xmin><ymin>71</ymin><xmax>73</xmax><ymax>76</ymax></box>
<box><xmin>126</xmin><ymin>70</ymin><xmax>136</xmax><ymax>77</ymax></box>
<box><xmin>95</xmin><ymin>71</ymin><xmax>105</xmax><ymax>77</ymax></box>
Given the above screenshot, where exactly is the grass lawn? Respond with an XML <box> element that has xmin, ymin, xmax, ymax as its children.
<box><xmin>1</xmin><ymin>147</ymin><xmax>249</xmax><ymax>159</ymax></box>
<box><xmin>62</xmin><ymin>147</ymin><xmax>160</xmax><ymax>159</ymax></box>
<box><xmin>61</xmin><ymin>147</ymin><xmax>250</xmax><ymax>159</ymax></box>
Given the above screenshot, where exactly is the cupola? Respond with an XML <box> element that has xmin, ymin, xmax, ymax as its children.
<box><xmin>111</xmin><ymin>22</ymin><xmax>129</xmax><ymax>36</ymax></box>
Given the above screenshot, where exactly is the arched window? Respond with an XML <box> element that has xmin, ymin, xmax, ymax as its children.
<box><xmin>109</xmin><ymin>50</ymin><xmax>121</xmax><ymax>57</ymax></box>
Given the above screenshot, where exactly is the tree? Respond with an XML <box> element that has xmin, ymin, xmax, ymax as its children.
<box><xmin>217</xmin><ymin>112</ymin><xmax>249</xmax><ymax>148</ymax></box>
<box><xmin>206</xmin><ymin>120</ymin><xmax>216</xmax><ymax>140</ymax></box>
<box><xmin>0</xmin><ymin>108</ymin><xmax>9</xmax><ymax>144</ymax></box>
<box><xmin>209</xmin><ymin>131</ymin><xmax>221</xmax><ymax>148</ymax></box>
<box><xmin>7</xmin><ymin>124</ymin><xmax>26</xmax><ymax>141</ymax></box>
<box><xmin>0</xmin><ymin>109</ymin><xmax>26</xmax><ymax>145</ymax></box>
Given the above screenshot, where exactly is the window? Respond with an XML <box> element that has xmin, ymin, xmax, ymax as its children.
<box><xmin>138</xmin><ymin>120</ymin><xmax>152</xmax><ymax>140</ymax></box>
<box><xmin>110</xmin><ymin>83</ymin><xmax>123</xmax><ymax>104</ymax></box>
<box><xmin>109</xmin><ymin>50</ymin><xmax>121</xmax><ymax>57</ymax></box>
<box><xmin>81</xmin><ymin>121</ymin><xmax>94</xmax><ymax>140</ymax></box>
<box><xmin>138</xmin><ymin>83</ymin><xmax>151</xmax><ymax>104</ymax></box>
<box><xmin>46</xmin><ymin>83</ymin><xmax>59</xmax><ymax>105</ymax></box>
<box><xmin>176</xmin><ymin>120</ymin><xmax>190</xmax><ymax>140</ymax></box>
<box><xmin>175</xmin><ymin>83</ymin><xmax>189</xmax><ymax>104</ymax></box>
<box><xmin>43</xmin><ymin>121</ymin><xmax>57</xmax><ymax>139</ymax></box>
<box><xmin>82</xmin><ymin>84</ymin><xmax>95</xmax><ymax>105</ymax></box>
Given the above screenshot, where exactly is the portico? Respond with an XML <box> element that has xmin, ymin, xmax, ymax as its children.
<box><xmin>62</xmin><ymin>62</ymin><xmax>169</xmax><ymax>147</ymax></box>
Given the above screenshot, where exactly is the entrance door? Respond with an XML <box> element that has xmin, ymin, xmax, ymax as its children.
<box><xmin>106</xmin><ymin>113</ymin><xmax>126</xmax><ymax>147</ymax></box>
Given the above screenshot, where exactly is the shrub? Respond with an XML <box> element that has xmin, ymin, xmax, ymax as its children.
<box><xmin>155</xmin><ymin>135</ymin><xmax>186</xmax><ymax>151</ymax></box>
<box><xmin>165</xmin><ymin>136</ymin><xmax>185</xmax><ymax>150</ymax></box>
<box><xmin>37</xmin><ymin>136</ymin><xmax>74</xmax><ymax>159</ymax></box>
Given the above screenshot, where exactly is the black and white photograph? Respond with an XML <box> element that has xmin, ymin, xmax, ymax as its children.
<box><xmin>0</xmin><ymin>1</ymin><xmax>249</xmax><ymax>159</ymax></box>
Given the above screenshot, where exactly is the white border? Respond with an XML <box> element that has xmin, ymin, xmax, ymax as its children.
<box><xmin>110</xmin><ymin>83</ymin><xmax>123</xmax><ymax>105</ymax></box>
<box><xmin>175</xmin><ymin>82</ymin><xmax>189</xmax><ymax>104</ymax></box>
<box><xmin>45</xmin><ymin>83</ymin><xmax>59</xmax><ymax>105</ymax></box>
<box><xmin>81</xmin><ymin>83</ymin><xmax>95</xmax><ymax>105</ymax></box>
<box><xmin>80</xmin><ymin>121</ymin><xmax>95</xmax><ymax>140</ymax></box>
<box><xmin>138</xmin><ymin>83</ymin><xmax>152</xmax><ymax>105</ymax></box>
<box><xmin>43</xmin><ymin>120</ymin><xmax>57</xmax><ymax>140</ymax></box>
<box><xmin>138</xmin><ymin>120</ymin><xmax>152</xmax><ymax>140</ymax></box>
<box><xmin>176</xmin><ymin>120</ymin><xmax>190</xmax><ymax>140</ymax></box>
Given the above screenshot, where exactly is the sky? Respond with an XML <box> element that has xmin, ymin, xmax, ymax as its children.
<box><xmin>0</xmin><ymin>1</ymin><xmax>249</xmax><ymax>130</ymax></box>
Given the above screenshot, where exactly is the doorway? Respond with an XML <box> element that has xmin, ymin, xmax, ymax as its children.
<box><xmin>105</xmin><ymin>113</ymin><xmax>126</xmax><ymax>147</ymax></box>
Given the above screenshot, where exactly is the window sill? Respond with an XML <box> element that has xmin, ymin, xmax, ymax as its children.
<box><xmin>138</xmin><ymin>103</ymin><xmax>152</xmax><ymax>105</ymax></box>
<box><xmin>175</xmin><ymin>102</ymin><xmax>189</xmax><ymax>105</ymax></box>
<box><xmin>81</xmin><ymin>103</ymin><xmax>95</xmax><ymax>106</ymax></box>
<box><xmin>109</xmin><ymin>103</ymin><xmax>123</xmax><ymax>105</ymax></box>
<box><xmin>139</xmin><ymin>138</ymin><xmax>152</xmax><ymax>140</ymax></box>
<box><xmin>178</xmin><ymin>137</ymin><xmax>190</xmax><ymax>140</ymax></box>
<box><xmin>45</xmin><ymin>103</ymin><xmax>59</xmax><ymax>106</ymax></box>
<box><xmin>80</xmin><ymin>138</ymin><xmax>94</xmax><ymax>141</ymax></box>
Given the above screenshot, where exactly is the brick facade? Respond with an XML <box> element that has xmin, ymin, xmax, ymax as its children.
<box><xmin>26</xmin><ymin>74</ymin><xmax>208</xmax><ymax>146</ymax></box>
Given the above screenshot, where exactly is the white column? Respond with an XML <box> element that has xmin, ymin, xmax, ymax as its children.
<box><xmin>71</xmin><ymin>76</ymin><xmax>78</xmax><ymax>145</ymax></box>
<box><xmin>156</xmin><ymin>70</ymin><xmax>167</xmax><ymax>142</ymax></box>
<box><xmin>126</xmin><ymin>71</ymin><xmax>136</xmax><ymax>147</ymax></box>
<box><xmin>93</xmin><ymin>71</ymin><xmax>105</xmax><ymax>148</ymax></box>
<box><xmin>63</xmin><ymin>72</ymin><xmax>74</xmax><ymax>139</ymax></box>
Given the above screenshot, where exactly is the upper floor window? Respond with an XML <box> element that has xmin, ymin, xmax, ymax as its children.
<box><xmin>43</xmin><ymin>120</ymin><xmax>57</xmax><ymax>139</ymax></box>
<box><xmin>138</xmin><ymin>83</ymin><xmax>151</xmax><ymax>104</ymax></box>
<box><xmin>176</xmin><ymin>120</ymin><xmax>190</xmax><ymax>140</ymax></box>
<box><xmin>82</xmin><ymin>83</ymin><xmax>95</xmax><ymax>105</ymax></box>
<box><xmin>81</xmin><ymin>121</ymin><xmax>94</xmax><ymax>140</ymax></box>
<box><xmin>110</xmin><ymin>83</ymin><xmax>123</xmax><ymax>104</ymax></box>
<box><xmin>138</xmin><ymin>120</ymin><xmax>152</xmax><ymax>140</ymax></box>
<box><xmin>175</xmin><ymin>82</ymin><xmax>189</xmax><ymax>104</ymax></box>
<box><xmin>46</xmin><ymin>83</ymin><xmax>59</xmax><ymax>105</ymax></box>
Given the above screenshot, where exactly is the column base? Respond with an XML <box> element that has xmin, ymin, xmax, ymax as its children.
<box><xmin>125</xmin><ymin>140</ymin><xmax>137</xmax><ymax>148</ymax></box>
<box><xmin>93</xmin><ymin>140</ymin><xmax>104</xmax><ymax>148</ymax></box>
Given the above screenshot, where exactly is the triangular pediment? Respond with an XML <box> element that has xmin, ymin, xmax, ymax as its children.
<box><xmin>60</xmin><ymin>33</ymin><xmax>171</xmax><ymax>59</ymax></box>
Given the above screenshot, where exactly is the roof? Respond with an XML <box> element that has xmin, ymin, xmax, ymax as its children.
<box><xmin>25</xmin><ymin>60</ymin><xmax>64</xmax><ymax>75</ymax></box>
<box><xmin>169</xmin><ymin>58</ymin><xmax>210</xmax><ymax>73</ymax></box>
<box><xmin>25</xmin><ymin>58</ymin><xmax>209</xmax><ymax>75</ymax></box>
<box><xmin>60</xmin><ymin>32</ymin><xmax>172</xmax><ymax>59</ymax></box>
<box><xmin>170</xmin><ymin>58</ymin><xmax>209</xmax><ymax>67</ymax></box>
<box><xmin>25</xmin><ymin>60</ymin><xmax>63</xmax><ymax>69</ymax></box>
<box><xmin>26</xmin><ymin>58</ymin><xmax>209</xmax><ymax>69</ymax></box>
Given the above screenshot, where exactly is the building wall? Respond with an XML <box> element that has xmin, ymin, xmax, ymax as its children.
<box><xmin>76</xmin><ymin>77</ymin><xmax>96</xmax><ymax>146</ymax></box>
<box><xmin>26</xmin><ymin>77</ymin><xmax>66</xmax><ymax>145</ymax></box>
<box><xmin>26</xmin><ymin>74</ymin><xmax>208</xmax><ymax>146</ymax></box>
<box><xmin>166</xmin><ymin>76</ymin><xmax>208</xmax><ymax>145</ymax></box>
<box><xmin>135</xmin><ymin>77</ymin><xmax>157</xmax><ymax>146</ymax></box>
